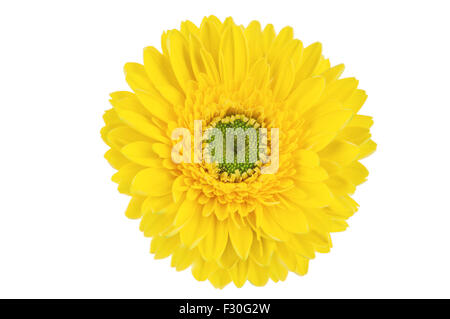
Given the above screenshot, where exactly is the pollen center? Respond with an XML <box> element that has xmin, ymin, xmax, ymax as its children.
<box><xmin>204</xmin><ymin>114</ymin><xmax>263</xmax><ymax>182</ymax></box>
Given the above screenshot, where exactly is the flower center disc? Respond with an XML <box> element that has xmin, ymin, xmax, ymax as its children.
<box><xmin>204</xmin><ymin>114</ymin><xmax>263</xmax><ymax>182</ymax></box>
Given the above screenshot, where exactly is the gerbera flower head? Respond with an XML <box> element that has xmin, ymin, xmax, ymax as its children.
<box><xmin>101</xmin><ymin>16</ymin><xmax>376</xmax><ymax>288</ymax></box>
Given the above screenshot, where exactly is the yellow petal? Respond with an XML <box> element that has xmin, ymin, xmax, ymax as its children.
<box><xmin>130</xmin><ymin>167</ymin><xmax>173</xmax><ymax>196</ymax></box>
<box><xmin>330</xmin><ymin>219</ymin><xmax>349</xmax><ymax>232</ymax></box>
<box><xmin>197</xmin><ymin>193</ymin><xmax>209</xmax><ymax>205</ymax></box>
<box><xmin>143</xmin><ymin>46</ymin><xmax>184</xmax><ymax>106</ymax></box>
<box><xmin>206</xmin><ymin>15</ymin><xmax>223</xmax><ymax>31</ymax></box>
<box><xmin>152</xmin><ymin>142</ymin><xmax>172</xmax><ymax>158</ymax></box>
<box><xmin>326</xmin><ymin>175</ymin><xmax>356</xmax><ymax>196</ymax></box>
<box><xmin>200</xmin><ymin>198</ymin><xmax>215</xmax><ymax>217</ymax></box>
<box><xmin>303</xmin><ymin>98</ymin><xmax>342</xmax><ymax>120</ymax></box>
<box><xmin>321</xmin><ymin>159</ymin><xmax>342</xmax><ymax>176</ymax></box>
<box><xmin>287</xmin><ymin>235</ymin><xmax>315</xmax><ymax>259</ymax></box>
<box><xmin>104</xmin><ymin>149</ymin><xmax>128</xmax><ymax>170</ymax></box>
<box><xmin>320</xmin><ymin>63</ymin><xmax>345</xmax><ymax>84</ymax></box>
<box><xmin>228</xmin><ymin>218</ymin><xmax>253</xmax><ymax>260</ymax></box>
<box><xmin>295</xmin><ymin>42</ymin><xmax>322</xmax><ymax>84</ymax></box>
<box><xmin>186</xmin><ymin>187</ymin><xmax>200</xmax><ymax>201</ymax></box>
<box><xmin>171</xmin><ymin>245</ymin><xmax>196</xmax><ymax>271</ymax></box>
<box><xmin>296</xmin><ymin>181</ymin><xmax>333</xmax><ymax>208</ymax></box>
<box><xmin>272</xmin><ymin>57</ymin><xmax>295</xmax><ymax>101</ymax></box>
<box><xmin>345</xmin><ymin>89</ymin><xmax>367</xmax><ymax>113</ymax></box>
<box><xmin>198</xmin><ymin>219</ymin><xmax>228</xmax><ymax>261</ymax></box>
<box><xmin>268</xmin><ymin>255</ymin><xmax>288</xmax><ymax>282</ymax></box>
<box><xmin>268</xmin><ymin>26</ymin><xmax>293</xmax><ymax>62</ymax></box>
<box><xmin>286</xmin><ymin>77</ymin><xmax>325</xmax><ymax>114</ymax></box>
<box><xmin>143</xmin><ymin>212</ymin><xmax>175</xmax><ymax>237</ymax></box>
<box><xmin>188</xmin><ymin>34</ymin><xmax>206</xmax><ymax>82</ymax></box>
<box><xmin>275</xmin><ymin>207</ymin><xmax>309</xmax><ymax>234</ymax></box>
<box><xmin>339</xmin><ymin>127</ymin><xmax>371</xmax><ymax>145</ymax></box>
<box><xmin>262</xmin><ymin>24</ymin><xmax>275</xmax><ymax>52</ymax></box>
<box><xmin>249</xmin><ymin>58</ymin><xmax>270</xmax><ymax>89</ymax></box>
<box><xmin>124</xmin><ymin>63</ymin><xmax>176</xmax><ymax>122</ymax></box>
<box><xmin>247</xmin><ymin>260</ymin><xmax>269</xmax><ymax>287</ymax></box>
<box><xmin>276</xmin><ymin>243</ymin><xmax>297</xmax><ymax>271</ymax></box>
<box><xmin>125</xmin><ymin>196</ymin><xmax>145</xmax><ymax>219</ymax></box>
<box><xmin>180</xmin><ymin>214</ymin><xmax>213</xmax><ymax>248</ymax></box>
<box><xmin>160</xmin><ymin>31</ymin><xmax>169</xmax><ymax>56</ymax></box>
<box><xmin>208</xmin><ymin>268</ymin><xmax>231</xmax><ymax>289</ymax></box>
<box><xmin>305</xmin><ymin>132</ymin><xmax>338</xmax><ymax>152</ymax></box>
<box><xmin>295</xmin><ymin>255</ymin><xmax>309</xmax><ymax>275</ymax></box>
<box><xmin>219</xmin><ymin>25</ymin><xmax>248</xmax><ymax>87</ymax></box>
<box><xmin>260</xmin><ymin>207</ymin><xmax>289</xmax><ymax>241</ymax></box>
<box><xmin>133</xmin><ymin>89</ymin><xmax>176</xmax><ymax>124</ymax></box>
<box><xmin>121</xmin><ymin>141</ymin><xmax>162</xmax><ymax>167</ymax></box>
<box><xmin>172</xmin><ymin>175</ymin><xmax>187</xmax><ymax>203</ymax></box>
<box><xmin>293</xmin><ymin>149</ymin><xmax>320</xmax><ymax>168</ymax></box>
<box><xmin>358</xmin><ymin>139</ymin><xmax>377</xmax><ymax>160</ymax></box>
<box><xmin>150</xmin><ymin>235</ymin><xmax>179</xmax><ymax>259</ymax></box>
<box><xmin>141</xmin><ymin>195</ymin><xmax>173</xmax><ymax>214</ymax></box>
<box><xmin>219</xmin><ymin>240</ymin><xmax>239</xmax><ymax>269</ymax></box>
<box><xmin>123</xmin><ymin>62</ymin><xmax>153</xmax><ymax>92</ymax></box>
<box><xmin>245</xmin><ymin>20</ymin><xmax>263</xmax><ymax>64</ymax></box>
<box><xmin>223</xmin><ymin>16</ymin><xmax>235</xmax><ymax>29</ymax></box>
<box><xmin>308</xmin><ymin>110</ymin><xmax>353</xmax><ymax>137</ymax></box>
<box><xmin>167</xmin><ymin>30</ymin><xmax>195</xmax><ymax>91</ymax></box>
<box><xmin>111</xmin><ymin>163</ymin><xmax>142</xmax><ymax>194</ymax></box>
<box><xmin>200</xmin><ymin>17</ymin><xmax>221</xmax><ymax>64</ymax></box>
<box><xmin>229</xmin><ymin>260</ymin><xmax>249</xmax><ymax>288</ymax></box>
<box><xmin>180</xmin><ymin>20</ymin><xmax>200</xmax><ymax>38</ymax></box>
<box><xmin>328</xmin><ymin>195</ymin><xmax>359</xmax><ymax>218</ymax></box>
<box><xmin>107</xmin><ymin>126</ymin><xmax>147</xmax><ymax>150</ymax></box>
<box><xmin>348</xmin><ymin>115</ymin><xmax>374</xmax><ymax>129</ymax></box>
<box><xmin>191</xmin><ymin>258</ymin><xmax>216</xmax><ymax>282</ymax></box>
<box><xmin>199</xmin><ymin>48</ymin><xmax>220</xmax><ymax>84</ymax></box>
<box><xmin>250</xmin><ymin>238</ymin><xmax>276</xmax><ymax>266</ymax></box>
<box><xmin>296</xmin><ymin>166</ymin><xmax>328</xmax><ymax>182</ymax></box>
<box><xmin>314</xmin><ymin>57</ymin><xmax>330</xmax><ymax>76</ymax></box>
<box><xmin>109</xmin><ymin>91</ymin><xmax>147</xmax><ymax>115</ymax></box>
<box><xmin>214</xmin><ymin>202</ymin><xmax>229</xmax><ymax>221</ymax></box>
<box><xmin>102</xmin><ymin>107</ymin><xmax>120</xmax><ymax>126</ymax></box>
<box><xmin>322</xmin><ymin>77</ymin><xmax>359</xmax><ymax>103</ymax></box>
<box><xmin>319</xmin><ymin>140</ymin><xmax>360</xmax><ymax>166</ymax></box>
<box><xmin>174</xmin><ymin>198</ymin><xmax>198</xmax><ymax>228</ymax></box>
<box><xmin>115</xmin><ymin>109</ymin><xmax>170</xmax><ymax>144</ymax></box>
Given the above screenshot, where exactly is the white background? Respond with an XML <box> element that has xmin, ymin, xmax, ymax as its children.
<box><xmin>1</xmin><ymin>0</ymin><xmax>449</xmax><ymax>299</ymax></box>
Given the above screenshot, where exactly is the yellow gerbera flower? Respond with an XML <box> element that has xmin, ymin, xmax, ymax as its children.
<box><xmin>101</xmin><ymin>16</ymin><xmax>376</xmax><ymax>288</ymax></box>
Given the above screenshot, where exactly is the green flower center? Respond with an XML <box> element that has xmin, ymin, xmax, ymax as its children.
<box><xmin>205</xmin><ymin>115</ymin><xmax>262</xmax><ymax>180</ymax></box>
